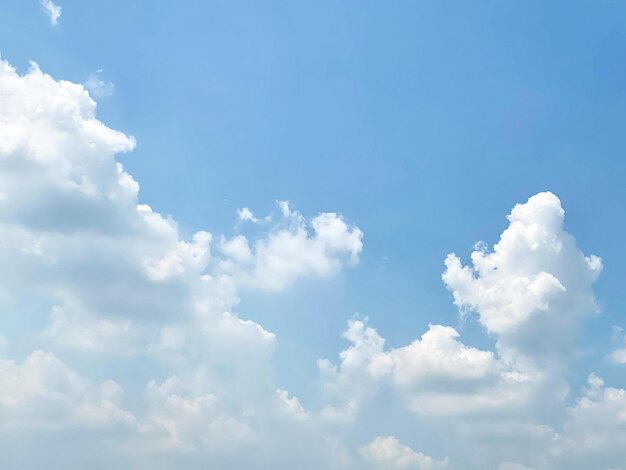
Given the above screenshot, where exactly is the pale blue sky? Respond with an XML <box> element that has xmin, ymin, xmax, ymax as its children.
<box><xmin>1</xmin><ymin>2</ymin><xmax>626</xmax><ymax>469</ymax></box>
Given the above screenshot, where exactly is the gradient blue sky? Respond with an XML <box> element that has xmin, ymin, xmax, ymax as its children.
<box><xmin>1</xmin><ymin>2</ymin><xmax>626</xmax><ymax>469</ymax></box>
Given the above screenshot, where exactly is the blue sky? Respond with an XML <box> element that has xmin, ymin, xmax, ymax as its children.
<box><xmin>0</xmin><ymin>1</ymin><xmax>626</xmax><ymax>469</ymax></box>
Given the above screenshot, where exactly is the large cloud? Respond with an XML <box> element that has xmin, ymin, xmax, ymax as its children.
<box><xmin>319</xmin><ymin>319</ymin><xmax>540</xmax><ymax>419</ymax></box>
<box><xmin>0</xmin><ymin>56</ymin><xmax>622</xmax><ymax>470</ymax></box>
<box><xmin>0</xmin><ymin>58</ymin><xmax>367</xmax><ymax>469</ymax></box>
<box><xmin>442</xmin><ymin>192</ymin><xmax>602</xmax><ymax>362</ymax></box>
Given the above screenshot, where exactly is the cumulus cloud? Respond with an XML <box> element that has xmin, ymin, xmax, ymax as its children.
<box><xmin>0</xmin><ymin>55</ymin><xmax>622</xmax><ymax>470</ymax></box>
<box><xmin>0</xmin><ymin>350</ymin><xmax>135</xmax><ymax>431</ymax></box>
<box><xmin>443</xmin><ymin>192</ymin><xmax>602</xmax><ymax>362</ymax></box>
<box><xmin>319</xmin><ymin>319</ymin><xmax>541</xmax><ymax>420</ymax></box>
<box><xmin>40</xmin><ymin>0</ymin><xmax>61</xmax><ymax>26</ymax></box>
<box><xmin>237</xmin><ymin>207</ymin><xmax>258</xmax><ymax>223</ymax></box>
<box><xmin>220</xmin><ymin>202</ymin><xmax>363</xmax><ymax>291</ymax></box>
<box><xmin>0</xmin><ymin>57</ymin><xmax>365</xmax><ymax>469</ymax></box>
<box><xmin>550</xmin><ymin>374</ymin><xmax>626</xmax><ymax>468</ymax></box>
<box><xmin>360</xmin><ymin>436</ymin><xmax>448</xmax><ymax>469</ymax></box>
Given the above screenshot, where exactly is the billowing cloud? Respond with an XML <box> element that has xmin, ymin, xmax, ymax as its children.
<box><xmin>443</xmin><ymin>192</ymin><xmax>602</xmax><ymax>362</ymax></box>
<box><xmin>0</xmin><ymin>55</ymin><xmax>623</xmax><ymax>470</ymax></box>
<box><xmin>0</xmin><ymin>57</ymin><xmax>363</xmax><ymax>469</ymax></box>
<box><xmin>220</xmin><ymin>202</ymin><xmax>363</xmax><ymax>291</ymax></box>
<box><xmin>319</xmin><ymin>318</ymin><xmax>542</xmax><ymax>419</ymax></box>
<box><xmin>550</xmin><ymin>374</ymin><xmax>626</xmax><ymax>469</ymax></box>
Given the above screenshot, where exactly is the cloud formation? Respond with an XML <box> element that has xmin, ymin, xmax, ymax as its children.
<box><xmin>0</xmin><ymin>56</ymin><xmax>623</xmax><ymax>470</ymax></box>
<box><xmin>443</xmin><ymin>191</ymin><xmax>602</xmax><ymax>363</ymax></box>
<box><xmin>0</xmin><ymin>57</ymin><xmax>367</xmax><ymax>469</ymax></box>
<box><xmin>221</xmin><ymin>202</ymin><xmax>363</xmax><ymax>290</ymax></box>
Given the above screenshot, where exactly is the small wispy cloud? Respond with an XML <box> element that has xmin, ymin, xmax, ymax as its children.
<box><xmin>84</xmin><ymin>69</ymin><xmax>115</xmax><ymax>98</ymax></box>
<box><xmin>40</xmin><ymin>0</ymin><xmax>62</xmax><ymax>26</ymax></box>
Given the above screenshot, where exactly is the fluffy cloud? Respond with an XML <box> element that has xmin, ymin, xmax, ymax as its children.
<box><xmin>443</xmin><ymin>192</ymin><xmax>602</xmax><ymax>362</ymax></box>
<box><xmin>549</xmin><ymin>374</ymin><xmax>626</xmax><ymax>469</ymax></box>
<box><xmin>360</xmin><ymin>436</ymin><xmax>448</xmax><ymax>469</ymax></box>
<box><xmin>0</xmin><ymin>55</ymin><xmax>623</xmax><ymax>470</ymax></box>
<box><xmin>0</xmin><ymin>350</ymin><xmax>135</xmax><ymax>431</ymax></box>
<box><xmin>319</xmin><ymin>318</ymin><xmax>542</xmax><ymax>419</ymax></box>
<box><xmin>0</xmin><ymin>57</ymin><xmax>365</xmax><ymax>469</ymax></box>
<box><xmin>220</xmin><ymin>202</ymin><xmax>363</xmax><ymax>291</ymax></box>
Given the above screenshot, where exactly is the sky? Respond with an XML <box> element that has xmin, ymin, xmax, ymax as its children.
<box><xmin>0</xmin><ymin>1</ymin><xmax>625</xmax><ymax>469</ymax></box>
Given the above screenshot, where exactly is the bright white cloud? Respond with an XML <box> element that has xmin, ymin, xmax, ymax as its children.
<box><xmin>443</xmin><ymin>192</ymin><xmax>602</xmax><ymax>362</ymax></box>
<box><xmin>220</xmin><ymin>203</ymin><xmax>363</xmax><ymax>291</ymax></box>
<box><xmin>0</xmin><ymin>55</ymin><xmax>622</xmax><ymax>470</ymax></box>
<box><xmin>319</xmin><ymin>319</ymin><xmax>540</xmax><ymax>419</ymax></box>
<box><xmin>237</xmin><ymin>207</ymin><xmax>258</xmax><ymax>222</ymax></box>
<box><xmin>40</xmin><ymin>0</ymin><xmax>61</xmax><ymax>26</ymax></box>
<box><xmin>0</xmin><ymin>57</ymin><xmax>365</xmax><ymax>469</ymax></box>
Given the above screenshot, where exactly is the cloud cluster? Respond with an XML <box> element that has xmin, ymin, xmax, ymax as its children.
<box><xmin>0</xmin><ymin>56</ymin><xmax>623</xmax><ymax>470</ymax></box>
<box><xmin>0</xmin><ymin>58</ymin><xmax>367</xmax><ymax>469</ymax></box>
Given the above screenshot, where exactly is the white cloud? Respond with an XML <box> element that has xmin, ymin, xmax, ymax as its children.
<box><xmin>0</xmin><ymin>57</ymin><xmax>368</xmax><ymax>470</ymax></box>
<box><xmin>43</xmin><ymin>305</ymin><xmax>139</xmax><ymax>355</ymax></box>
<box><xmin>220</xmin><ymin>203</ymin><xmax>363</xmax><ymax>291</ymax></box>
<box><xmin>40</xmin><ymin>0</ymin><xmax>61</xmax><ymax>26</ymax></box>
<box><xmin>360</xmin><ymin>436</ymin><xmax>448</xmax><ymax>469</ymax></box>
<box><xmin>443</xmin><ymin>192</ymin><xmax>602</xmax><ymax>362</ymax></box>
<box><xmin>237</xmin><ymin>207</ymin><xmax>258</xmax><ymax>222</ymax></box>
<box><xmin>319</xmin><ymin>319</ymin><xmax>541</xmax><ymax>419</ymax></box>
<box><xmin>0</xmin><ymin>350</ymin><xmax>135</xmax><ymax>431</ymax></box>
<box><xmin>610</xmin><ymin>347</ymin><xmax>626</xmax><ymax>364</ymax></box>
<box><xmin>276</xmin><ymin>388</ymin><xmax>310</xmax><ymax>421</ymax></box>
<box><xmin>547</xmin><ymin>374</ymin><xmax>626</xmax><ymax>469</ymax></box>
<box><xmin>142</xmin><ymin>377</ymin><xmax>250</xmax><ymax>453</ymax></box>
<box><xmin>1</xmin><ymin>55</ymin><xmax>624</xmax><ymax>470</ymax></box>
